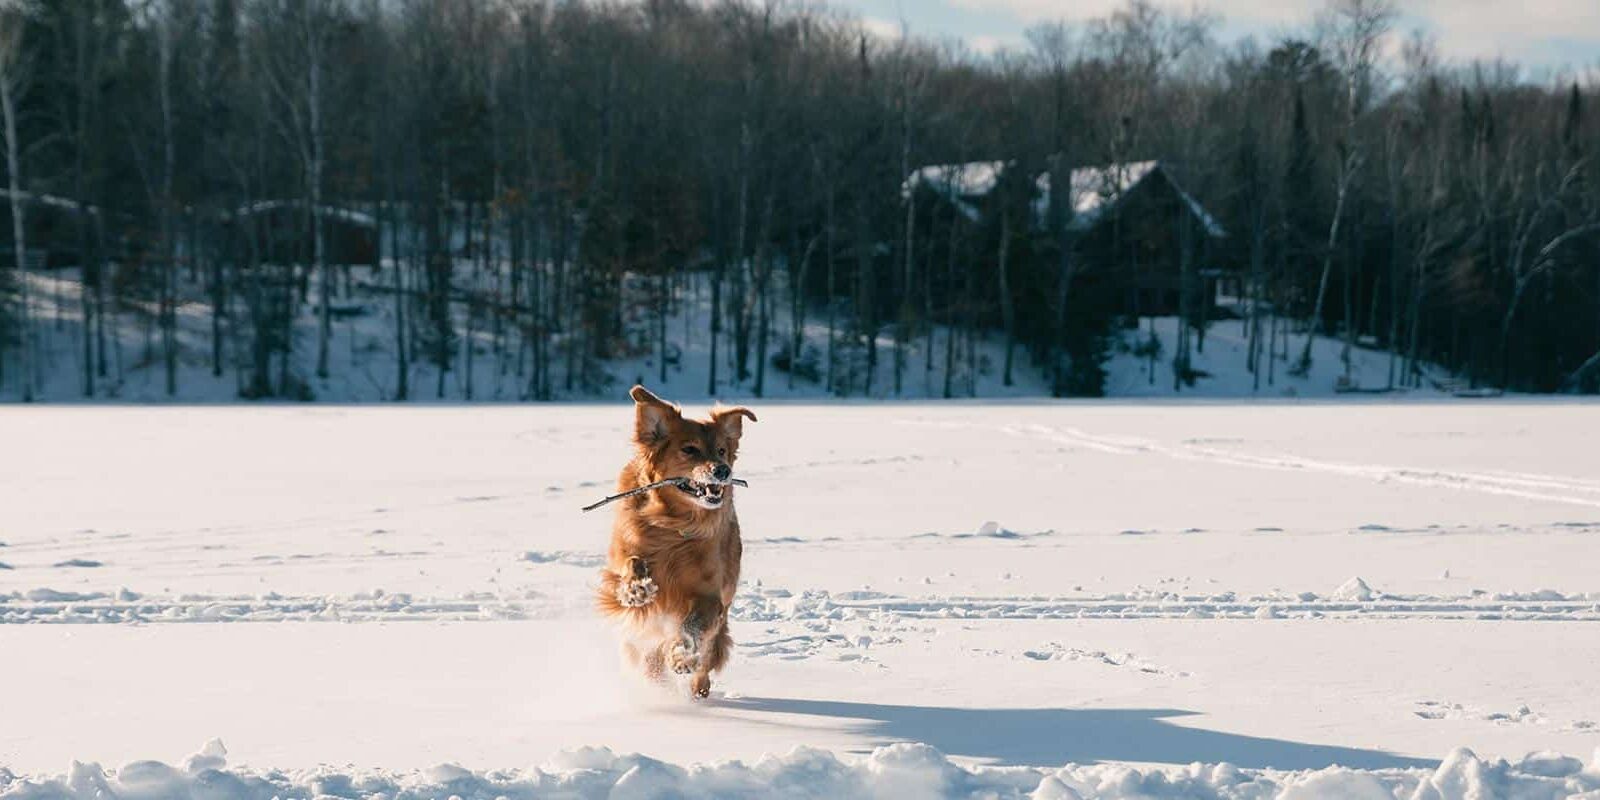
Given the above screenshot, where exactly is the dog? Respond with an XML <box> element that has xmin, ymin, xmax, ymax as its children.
<box><xmin>596</xmin><ymin>385</ymin><xmax>757</xmax><ymax>699</ymax></box>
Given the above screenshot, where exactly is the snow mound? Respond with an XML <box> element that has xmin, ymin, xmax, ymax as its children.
<box><xmin>1332</xmin><ymin>577</ymin><xmax>1377</xmax><ymax>602</ymax></box>
<box><xmin>5</xmin><ymin>741</ymin><xmax>1600</xmax><ymax>800</ymax></box>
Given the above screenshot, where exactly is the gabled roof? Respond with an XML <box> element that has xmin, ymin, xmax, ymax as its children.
<box><xmin>0</xmin><ymin>189</ymin><xmax>102</xmax><ymax>216</ymax></box>
<box><xmin>234</xmin><ymin>200</ymin><xmax>377</xmax><ymax>228</ymax></box>
<box><xmin>904</xmin><ymin>159</ymin><xmax>1225</xmax><ymax>238</ymax></box>
<box><xmin>902</xmin><ymin>161</ymin><xmax>1007</xmax><ymax>222</ymax></box>
<box><xmin>1036</xmin><ymin>161</ymin><xmax>1225</xmax><ymax>238</ymax></box>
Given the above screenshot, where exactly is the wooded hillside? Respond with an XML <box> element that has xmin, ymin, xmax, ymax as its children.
<box><xmin>0</xmin><ymin>0</ymin><xmax>1596</xmax><ymax>401</ymax></box>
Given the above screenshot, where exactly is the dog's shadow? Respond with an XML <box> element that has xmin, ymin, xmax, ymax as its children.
<box><xmin>715</xmin><ymin>697</ymin><xmax>1436</xmax><ymax>771</ymax></box>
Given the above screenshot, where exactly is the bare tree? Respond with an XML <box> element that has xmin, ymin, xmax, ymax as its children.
<box><xmin>0</xmin><ymin>8</ymin><xmax>31</xmax><ymax>402</ymax></box>
<box><xmin>1293</xmin><ymin>0</ymin><xmax>1395</xmax><ymax>376</ymax></box>
<box><xmin>1499</xmin><ymin>161</ymin><xmax>1600</xmax><ymax>385</ymax></box>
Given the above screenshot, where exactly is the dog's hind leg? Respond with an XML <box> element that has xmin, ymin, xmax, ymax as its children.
<box><xmin>669</xmin><ymin>595</ymin><xmax>728</xmax><ymax>699</ymax></box>
<box><xmin>689</xmin><ymin>624</ymin><xmax>732</xmax><ymax>699</ymax></box>
<box><xmin>667</xmin><ymin>613</ymin><xmax>705</xmax><ymax>676</ymax></box>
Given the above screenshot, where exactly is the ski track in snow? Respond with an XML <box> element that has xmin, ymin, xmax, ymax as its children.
<box><xmin>983</xmin><ymin>422</ymin><xmax>1600</xmax><ymax>510</ymax></box>
<box><xmin>7</xmin><ymin>583</ymin><xmax>1599</xmax><ymax>625</ymax></box>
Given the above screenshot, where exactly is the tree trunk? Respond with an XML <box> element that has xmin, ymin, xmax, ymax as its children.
<box><xmin>390</xmin><ymin>200</ymin><xmax>407</xmax><ymax>400</ymax></box>
<box><xmin>943</xmin><ymin>203</ymin><xmax>958</xmax><ymax>398</ymax></box>
<box><xmin>1296</xmin><ymin>156</ymin><xmax>1355</xmax><ymax>375</ymax></box>
<box><xmin>1498</xmin><ymin>279</ymin><xmax>1528</xmax><ymax>389</ymax></box>
<box><xmin>310</xmin><ymin>22</ymin><xmax>330</xmax><ymax>381</ymax></box>
<box><xmin>159</xmin><ymin>20</ymin><xmax>177</xmax><ymax>397</ymax></box>
<box><xmin>2</xmin><ymin>69</ymin><xmax>30</xmax><ymax>402</ymax></box>
<box><xmin>824</xmin><ymin>181</ymin><xmax>836</xmax><ymax>395</ymax></box>
<box><xmin>997</xmin><ymin>205</ymin><xmax>1015</xmax><ymax>387</ymax></box>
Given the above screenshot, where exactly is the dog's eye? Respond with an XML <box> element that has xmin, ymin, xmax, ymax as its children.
<box><xmin>681</xmin><ymin>445</ymin><xmax>701</xmax><ymax>458</ymax></box>
<box><xmin>717</xmin><ymin>447</ymin><xmax>726</xmax><ymax>457</ymax></box>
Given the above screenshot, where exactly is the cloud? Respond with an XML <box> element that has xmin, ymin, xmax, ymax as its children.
<box><xmin>933</xmin><ymin>0</ymin><xmax>1599</xmax><ymax>69</ymax></box>
<box><xmin>861</xmin><ymin>16</ymin><xmax>906</xmax><ymax>41</ymax></box>
<box><xmin>1404</xmin><ymin>0</ymin><xmax>1600</xmax><ymax>68</ymax></box>
<box><xmin>946</xmin><ymin>0</ymin><xmax>1300</xmax><ymax>28</ymax></box>
<box><xmin>970</xmin><ymin>34</ymin><xmax>1022</xmax><ymax>54</ymax></box>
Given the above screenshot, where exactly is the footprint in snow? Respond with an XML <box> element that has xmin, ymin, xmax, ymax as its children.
<box><xmin>53</xmin><ymin>558</ymin><xmax>104</xmax><ymax>568</ymax></box>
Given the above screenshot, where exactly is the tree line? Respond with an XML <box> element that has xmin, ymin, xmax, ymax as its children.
<box><xmin>0</xmin><ymin>0</ymin><xmax>1597</xmax><ymax>401</ymax></box>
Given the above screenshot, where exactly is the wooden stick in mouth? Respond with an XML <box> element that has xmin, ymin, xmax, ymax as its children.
<box><xmin>581</xmin><ymin>477</ymin><xmax>749</xmax><ymax>513</ymax></box>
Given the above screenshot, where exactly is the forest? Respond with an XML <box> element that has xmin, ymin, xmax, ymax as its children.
<box><xmin>0</xmin><ymin>0</ymin><xmax>1597</xmax><ymax>401</ymax></box>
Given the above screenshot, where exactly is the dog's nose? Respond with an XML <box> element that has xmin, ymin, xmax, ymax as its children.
<box><xmin>712</xmin><ymin>463</ymin><xmax>731</xmax><ymax>481</ymax></box>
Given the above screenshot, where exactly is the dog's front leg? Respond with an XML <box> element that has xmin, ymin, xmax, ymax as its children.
<box><xmin>614</xmin><ymin>556</ymin><xmax>658</xmax><ymax>608</ymax></box>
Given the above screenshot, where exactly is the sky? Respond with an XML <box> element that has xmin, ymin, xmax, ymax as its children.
<box><xmin>831</xmin><ymin>0</ymin><xmax>1600</xmax><ymax>77</ymax></box>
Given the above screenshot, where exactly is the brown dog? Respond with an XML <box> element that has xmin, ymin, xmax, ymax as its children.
<box><xmin>596</xmin><ymin>385</ymin><xmax>756</xmax><ymax>699</ymax></box>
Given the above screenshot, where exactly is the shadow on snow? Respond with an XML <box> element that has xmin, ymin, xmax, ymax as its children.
<box><xmin>719</xmin><ymin>697</ymin><xmax>1437</xmax><ymax>771</ymax></box>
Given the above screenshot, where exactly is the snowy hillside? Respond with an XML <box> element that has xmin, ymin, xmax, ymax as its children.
<box><xmin>1104</xmin><ymin>313</ymin><xmax>1445</xmax><ymax>398</ymax></box>
<box><xmin>4</xmin><ymin>402</ymin><xmax>1600</xmax><ymax>798</ymax></box>
<box><xmin>2</xmin><ymin>268</ymin><xmax>1448</xmax><ymax>403</ymax></box>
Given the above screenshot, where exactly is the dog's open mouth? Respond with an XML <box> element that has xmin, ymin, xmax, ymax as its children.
<box><xmin>676</xmin><ymin>480</ymin><xmax>726</xmax><ymax>506</ymax></box>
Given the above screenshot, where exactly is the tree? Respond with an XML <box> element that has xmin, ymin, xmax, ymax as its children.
<box><xmin>1292</xmin><ymin>0</ymin><xmax>1394</xmax><ymax>376</ymax></box>
<box><xmin>0</xmin><ymin>7</ymin><xmax>32</xmax><ymax>402</ymax></box>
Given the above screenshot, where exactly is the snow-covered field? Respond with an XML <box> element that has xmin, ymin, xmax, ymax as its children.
<box><xmin>3</xmin><ymin>401</ymin><xmax>1600</xmax><ymax>798</ymax></box>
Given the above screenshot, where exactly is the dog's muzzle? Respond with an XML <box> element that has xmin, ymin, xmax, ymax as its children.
<box><xmin>677</xmin><ymin>476</ymin><xmax>730</xmax><ymax>507</ymax></box>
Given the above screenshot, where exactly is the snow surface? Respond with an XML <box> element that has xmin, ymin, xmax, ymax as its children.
<box><xmin>3</xmin><ymin>401</ymin><xmax>1600</xmax><ymax>798</ymax></box>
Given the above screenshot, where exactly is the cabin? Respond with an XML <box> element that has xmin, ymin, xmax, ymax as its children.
<box><xmin>0</xmin><ymin>191</ymin><xmax>104</xmax><ymax>269</ymax></box>
<box><xmin>232</xmin><ymin>201</ymin><xmax>379</xmax><ymax>268</ymax></box>
<box><xmin>1040</xmin><ymin>161</ymin><xmax>1227</xmax><ymax>316</ymax></box>
<box><xmin>905</xmin><ymin>159</ymin><xmax>1228</xmax><ymax>317</ymax></box>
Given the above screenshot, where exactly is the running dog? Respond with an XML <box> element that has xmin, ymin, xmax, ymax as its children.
<box><xmin>596</xmin><ymin>385</ymin><xmax>756</xmax><ymax>699</ymax></box>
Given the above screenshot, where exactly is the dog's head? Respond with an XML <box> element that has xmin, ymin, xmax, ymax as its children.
<box><xmin>630</xmin><ymin>385</ymin><xmax>756</xmax><ymax>511</ymax></box>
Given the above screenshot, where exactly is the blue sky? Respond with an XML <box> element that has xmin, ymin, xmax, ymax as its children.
<box><xmin>830</xmin><ymin>0</ymin><xmax>1600</xmax><ymax>76</ymax></box>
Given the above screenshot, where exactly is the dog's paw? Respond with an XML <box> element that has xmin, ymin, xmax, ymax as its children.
<box><xmin>616</xmin><ymin>557</ymin><xmax>658</xmax><ymax>608</ymax></box>
<box><xmin>617</xmin><ymin>578</ymin><xmax>657</xmax><ymax>608</ymax></box>
<box><xmin>689</xmin><ymin>674</ymin><xmax>711</xmax><ymax>699</ymax></box>
<box><xmin>669</xmin><ymin>638</ymin><xmax>701</xmax><ymax>675</ymax></box>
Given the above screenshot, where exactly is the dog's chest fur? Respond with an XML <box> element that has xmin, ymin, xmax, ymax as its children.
<box><xmin>634</xmin><ymin>511</ymin><xmax>741</xmax><ymax>604</ymax></box>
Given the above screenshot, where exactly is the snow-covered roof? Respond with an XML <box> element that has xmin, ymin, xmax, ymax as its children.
<box><xmin>235</xmin><ymin>200</ymin><xmax>377</xmax><ymax>228</ymax></box>
<box><xmin>1035</xmin><ymin>161</ymin><xmax>1225</xmax><ymax>238</ymax></box>
<box><xmin>902</xmin><ymin>161</ymin><xmax>1007</xmax><ymax>222</ymax></box>
<box><xmin>906</xmin><ymin>159</ymin><xmax>1224</xmax><ymax>238</ymax></box>
<box><xmin>0</xmin><ymin>189</ymin><xmax>101</xmax><ymax>216</ymax></box>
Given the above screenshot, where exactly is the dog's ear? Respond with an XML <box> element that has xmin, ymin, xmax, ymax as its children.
<box><xmin>631</xmin><ymin>385</ymin><xmax>680</xmax><ymax>445</ymax></box>
<box><xmin>711</xmin><ymin>406</ymin><xmax>758</xmax><ymax>440</ymax></box>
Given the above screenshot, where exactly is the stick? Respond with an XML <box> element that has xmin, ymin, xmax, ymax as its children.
<box><xmin>581</xmin><ymin>478</ymin><xmax>749</xmax><ymax>513</ymax></box>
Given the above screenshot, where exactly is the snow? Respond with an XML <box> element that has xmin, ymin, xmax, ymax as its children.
<box><xmin>4</xmin><ymin>401</ymin><xmax>1600</xmax><ymax>798</ymax></box>
<box><xmin>233</xmin><ymin>199</ymin><xmax>378</xmax><ymax>227</ymax></box>
<box><xmin>1105</xmin><ymin>315</ymin><xmax>1440</xmax><ymax>397</ymax></box>
<box><xmin>3</xmin><ymin>741</ymin><xmax>1598</xmax><ymax>799</ymax></box>
<box><xmin>1331</xmin><ymin>576</ymin><xmax>1377</xmax><ymax>601</ymax></box>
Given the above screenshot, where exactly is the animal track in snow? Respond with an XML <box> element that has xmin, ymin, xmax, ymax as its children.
<box><xmin>1022</xmin><ymin>642</ymin><xmax>1189</xmax><ymax>676</ymax></box>
<box><xmin>1413</xmin><ymin>701</ymin><xmax>1600</xmax><ymax>734</ymax></box>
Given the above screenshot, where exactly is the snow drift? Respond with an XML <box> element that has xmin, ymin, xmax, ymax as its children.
<box><xmin>5</xmin><ymin>740</ymin><xmax>1600</xmax><ymax>800</ymax></box>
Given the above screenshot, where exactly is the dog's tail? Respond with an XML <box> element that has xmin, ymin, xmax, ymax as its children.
<box><xmin>595</xmin><ymin>569</ymin><xmax>629</xmax><ymax>618</ymax></box>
